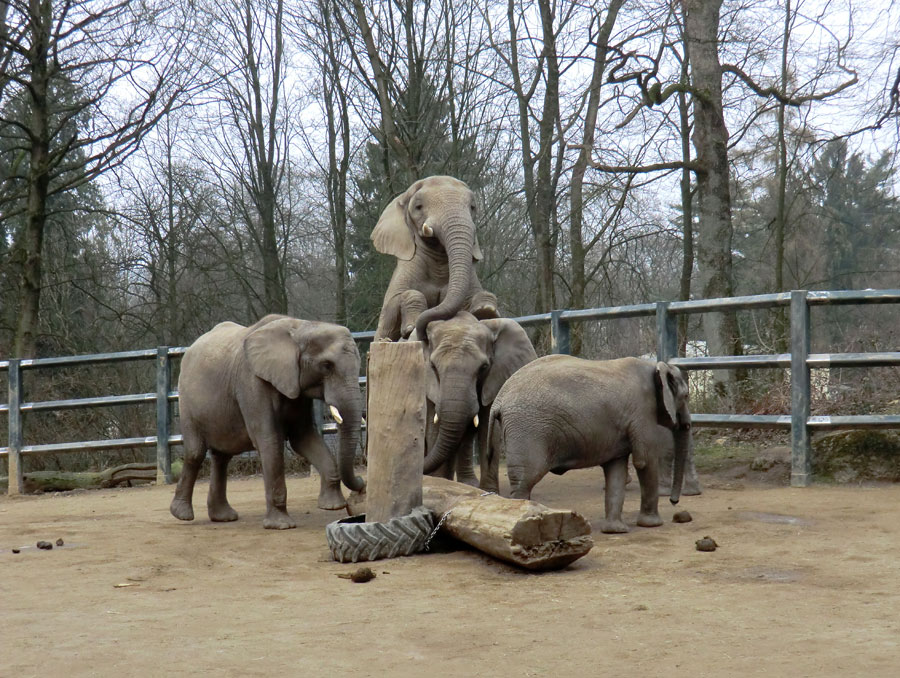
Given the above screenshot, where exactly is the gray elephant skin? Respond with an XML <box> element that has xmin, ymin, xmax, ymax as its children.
<box><xmin>372</xmin><ymin>175</ymin><xmax>499</xmax><ymax>340</ymax></box>
<box><xmin>171</xmin><ymin>315</ymin><xmax>366</xmax><ymax>530</ymax></box>
<box><xmin>412</xmin><ymin>312</ymin><xmax>537</xmax><ymax>490</ymax></box>
<box><xmin>487</xmin><ymin>355</ymin><xmax>691</xmax><ymax>534</ymax></box>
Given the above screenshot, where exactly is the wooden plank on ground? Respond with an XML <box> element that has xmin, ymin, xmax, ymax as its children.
<box><xmin>365</xmin><ymin>341</ymin><xmax>426</xmax><ymax>523</ymax></box>
<box><xmin>422</xmin><ymin>477</ymin><xmax>594</xmax><ymax>570</ymax></box>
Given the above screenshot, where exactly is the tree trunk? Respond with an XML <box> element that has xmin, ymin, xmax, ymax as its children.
<box><xmin>422</xmin><ymin>477</ymin><xmax>594</xmax><ymax>570</ymax></box>
<box><xmin>684</xmin><ymin>0</ymin><xmax>742</xmax><ymax>398</ymax></box>
<box><xmin>1</xmin><ymin>462</ymin><xmax>182</xmax><ymax>494</ymax></box>
<box><xmin>677</xmin><ymin>25</ymin><xmax>694</xmax><ymax>356</ymax></box>
<box><xmin>13</xmin><ymin>1</ymin><xmax>51</xmax><ymax>359</ymax></box>
<box><xmin>569</xmin><ymin>0</ymin><xmax>623</xmax><ymax>355</ymax></box>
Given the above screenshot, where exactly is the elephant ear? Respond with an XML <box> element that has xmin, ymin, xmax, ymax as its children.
<box><xmin>244</xmin><ymin>317</ymin><xmax>306</xmax><ymax>399</ymax></box>
<box><xmin>480</xmin><ymin>318</ymin><xmax>537</xmax><ymax>406</ymax></box>
<box><xmin>655</xmin><ymin>361</ymin><xmax>679</xmax><ymax>428</ymax></box>
<box><xmin>372</xmin><ymin>184</ymin><xmax>421</xmax><ymax>261</ymax></box>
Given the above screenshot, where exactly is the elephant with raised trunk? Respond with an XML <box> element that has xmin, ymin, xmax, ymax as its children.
<box><xmin>372</xmin><ymin>176</ymin><xmax>499</xmax><ymax>341</ymax></box>
<box><xmin>487</xmin><ymin>356</ymin><xmax>692</xmax><ymax>534</ymax></box>
<box><xmin>171</xmin><ymin>315</ymin><xmax>366</xmax><ymax>530</ymax></box>
<box><xmin>411</xmin><ymin>312</ymin><xmax>537</xmax><ymax>490</ymax></box>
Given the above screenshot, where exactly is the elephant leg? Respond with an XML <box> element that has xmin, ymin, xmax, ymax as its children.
<box><xmin>632</xmin><ymin>429</ymin><xmax>665</xmax><ymax>528</ymax></box>
<box><xmin>170</xmin><ymin>425</ymin><xmax>205</xmax><ymax>521</ymax></box>
<box><xmin>455</xmin><ymin>427</ymin><xmax>478</xmax><ymax>486</ymax></box>
<box><xmin>600</xmin><ymin>456</ymin><xmax>630</xmax><ymax>534</ymax></box>
<box><xmin>375</xmin><ymin>295</ymin><xmax>401</xmax><ymax>341</ymax></box>
<box><xmin>398</xmin><ymin>289</ymin><xmax>428</xmax><ymax>339</ymax></box>
<box><xmin>252</xmin><ymin>429</ymin><xmax>295</xmax><ymax>530</ymax></box>
<box><xmin>467</xmin><ymin>289</ymin><xmax>499</xmax><ymax>320</ymax></box>
<box><xmin>207</xmin><ymin>450</ymin><xmax>238</xmax><ymax>522</ymax></box>
<box><xmin>290</xmin><ymin>428</ymin><xmax>346</xmax><ymax>511</ymax></box>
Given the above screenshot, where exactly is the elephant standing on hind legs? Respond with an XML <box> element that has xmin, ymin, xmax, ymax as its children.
<box><xmin>372</xmin><ymin>175</ymin><xmax>499</xmax><ymax>341</ymax></box>
<box><xmin>487</xmin><ymin>356</ymin><xmax>692</xmax><ymax>534</ymax></box>
<box><xmin>171</xmin><ymin>315</ymin><xmax>366</xmax><ymax>530</ymax></box>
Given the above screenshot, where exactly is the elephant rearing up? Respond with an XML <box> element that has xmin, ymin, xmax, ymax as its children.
<box><xmin>372</xmin><ymin>176</ymin><xmax>499</xmax><ymax>341</ymax></box>
<box><xmin>171</xmin><ymin>315</ymin><xmax>366</xmax><ymax>530</ymax></box>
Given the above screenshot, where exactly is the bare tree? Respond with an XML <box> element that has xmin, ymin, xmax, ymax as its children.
<box><xmin>0</xmin><ymin>0</ymin><xmax>200</xmax><ymax>357</ymax></box>
<box><xmin>197</xmin><ymin>0</ymin><xmax>294</xmax><ymax>316</ymax></box>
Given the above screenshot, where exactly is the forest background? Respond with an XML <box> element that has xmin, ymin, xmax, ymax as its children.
<box><xmin>1</xmin><ymin>0</ymin><xmax>899</xmax><ymax>469</ymax></box>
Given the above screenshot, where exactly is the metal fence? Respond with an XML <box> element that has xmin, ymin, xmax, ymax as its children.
<box><xmin>3</xmin><ymin>289</ymin><xmax>899</xmax><ymax>494</ymax></box>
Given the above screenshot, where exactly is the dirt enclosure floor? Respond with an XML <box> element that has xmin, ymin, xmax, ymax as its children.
<box><xmin>2</xmin><ymin>467</ymin><xmax>900</xmax><ymax>678</ymax></box>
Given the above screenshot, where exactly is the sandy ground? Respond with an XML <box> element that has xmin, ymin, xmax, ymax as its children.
<box><xmin>2</xmin><ymin>467</ymin><xmax>899</xmax><ymax>678</ymax></box>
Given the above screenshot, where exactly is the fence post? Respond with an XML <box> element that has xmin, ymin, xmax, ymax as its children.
<box><xmin>790</xmin><ymin>290</ymin><xmax>811</xmax><ymax>487</ymax></box>
<box><xmin>550</xmin><ymin>310</ymin><xmax>571</xmax><ymax>355</ymax></box>
<box><xmin>656</xmin><ymin>301</ymin><xmax>677</xmax><ymax>362</ymax></box>
<box><xmin>7</xmin><ymin>360</ymin><xmax>24</xmax><ymax>495</ymax></box>
<box><xmin>156</xmin><ymin>346</ymin><xmax>172</xmax><ymax>485</ymax></box>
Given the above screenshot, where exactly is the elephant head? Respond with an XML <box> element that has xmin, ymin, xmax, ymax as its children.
<box><xmin>654</xmin><ymin>361</ymin><xmax>690</xmax><ymax>505</ymax></box>
<box><xmin>243</xmin><ymin>316</ymin><xmax>366</xmax><ymax>493</ymax></box>
<box><xmin>372</xmin><ymin>176</ymin><xmax>486</xmax><ymax>338</ymax></box>
<box><xmin>418</xmin><ymin>313</ymin><xmax>537</xmax><ymax>479</ymax></box>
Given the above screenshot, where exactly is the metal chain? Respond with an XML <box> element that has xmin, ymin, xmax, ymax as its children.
<box><xmin>423</xmin><ymin>490</ymin><xmax>497</xmax><ymax>551</ymax></box>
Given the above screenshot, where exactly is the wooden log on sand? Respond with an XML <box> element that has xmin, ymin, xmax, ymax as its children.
<box><xmin>422</xmin><ymin>477</ymin><xmax>593</xmax><ymax>570</ymax></box>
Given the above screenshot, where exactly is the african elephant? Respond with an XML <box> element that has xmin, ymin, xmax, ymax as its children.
<box><xmin>411</xmin><ymin>312</ymin><xmax>537</xmax><ymax>490</ymax></box>
<box><xmin>487</xmin><ymin>355</ymin><xmax>691</xmax><ymax>533</ymax></box>
<box><xmin>372</xmin><ymin>175</ymin><xmax>499</xmax><ymax>341</ymax></box>
<box><xmin>170</xmin><ymin>315</ymin><xmax>366</xmax><ymax>530</ymax></box>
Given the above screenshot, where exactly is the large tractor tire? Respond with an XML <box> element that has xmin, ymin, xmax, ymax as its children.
<box><xmin>325</xmin><ymin>506</ymin><xmax>434</xmax><ymax>563</ymax></box>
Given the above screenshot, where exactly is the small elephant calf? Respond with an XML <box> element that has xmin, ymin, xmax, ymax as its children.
<box><xmin>487</xmin><ymin>355</ymin><xmax>692</xmax><ymax>533</ymax></box>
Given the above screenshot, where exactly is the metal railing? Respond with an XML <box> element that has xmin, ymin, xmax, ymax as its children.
<box><xmin>3</xmin><ymin>289</ymin><xmax>899</xmax><ymax>494</ymax></box>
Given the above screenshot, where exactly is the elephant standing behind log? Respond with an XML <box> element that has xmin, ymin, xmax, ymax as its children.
<box><xmin>412</xmin><ymin>312</ymin><xmax>537</xmax><ymax>490</ymax></box>
<box><xmin>487</xmin><ymin>356</ymin><xmax>692</xmax><ymax>534</ymax></box>
<box><xmin>372</xmin><ymin>176</ymin><xmax>499</xmax><ymax>341</ymax></box>
<box><xmin>171</xmin><ymin>315</ymin><xmax>366</xmax><ymax>530</ymax></box>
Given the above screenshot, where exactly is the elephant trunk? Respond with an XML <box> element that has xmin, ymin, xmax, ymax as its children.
<box><xmin>669</xmin><ymin>424</ymin><xmax>691</xmax><ymax>505</ymax></box>
<box><xmin>415</xmin><ymin>220</ymin><xmax>474</xmax><ymax>338</ymax></box>
<box><xmin>328</xmin><ymin>381</ymin><xmax>366</xmax><ymax>492</ymax></box>
<box><xmin>423</xmin><ymin>376</ymin><xmax>476</xmax><ymax>474</ymax></box>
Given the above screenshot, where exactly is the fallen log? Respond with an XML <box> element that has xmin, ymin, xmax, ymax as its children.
<box><xmin>421</xmin><ymin>477</ymin><xmax>593</xmax><ymax>570</ymax></box>
<box><xmin>1</xmin><ymin>461</ymin><xmax>182</xmax><ymax>494</ymax></box>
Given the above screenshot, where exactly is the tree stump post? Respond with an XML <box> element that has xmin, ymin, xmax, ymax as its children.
<box><xmin>365</xmin><ymin>341</ymin><xmax>426</xmax><ymax>524</ymax></box>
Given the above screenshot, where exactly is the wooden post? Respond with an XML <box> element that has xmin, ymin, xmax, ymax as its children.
<box><xmin>365</xmin><ymin>341</ymin><xmax>426</xmax><ymax>523</ymax></box>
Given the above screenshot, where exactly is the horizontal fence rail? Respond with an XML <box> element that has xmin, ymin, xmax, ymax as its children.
<box><xmin>3</xmin><ymin>289</ymin><xmax>899</xmax><ymax>494</ymax></box>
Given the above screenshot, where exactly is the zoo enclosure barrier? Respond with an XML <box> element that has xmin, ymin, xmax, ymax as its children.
<box><xmin>2</xmin><ymin>289</ymin><xmax>899</xmax><ymax>495</ymax></box>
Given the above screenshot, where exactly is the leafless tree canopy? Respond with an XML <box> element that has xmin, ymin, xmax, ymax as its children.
<box><xmin>0</xmin><ymin>0</ymin><xmax>897</xmax><ymax>373</ymax></box>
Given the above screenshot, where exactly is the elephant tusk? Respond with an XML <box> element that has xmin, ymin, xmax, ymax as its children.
<box><xmin>473</xmin><ymin>414</ymin><xmax>479</xmax><ymax>428</ymax></box>
<box><xmin>434</xmin><ymin>413</ymin><xmax>439</xmax><ymax>425</ymax></box>
<box><xmin>361</xmin><ymin>416</ymin><xmax>366</xmax><ymax>427</ymax></box>
<box><xmin>422</xmin><ymin>223</ymin><xmax>434</xmax><ymax>237</ymax></box>
<box><xmin>329</xmin><ymin>405</ymin><xmax>343</xmax><ymax>425</ymax></box>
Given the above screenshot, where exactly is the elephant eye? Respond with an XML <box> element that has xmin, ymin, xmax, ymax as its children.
<box><xmin>321</xmin><ymin>360</ymin><xmax>334</xmax><ymax>373</ymax></box>
<box><xmin>479</xmin><ymin>362</ymin><xmax>489</xmax><ymax>374</ymax></box>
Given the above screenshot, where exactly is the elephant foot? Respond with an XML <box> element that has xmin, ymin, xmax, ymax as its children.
<box><xmin>317</xmin><ymin>488</ymin><xmax>348</xmax><ymax>511</ymax></box>
<box><xmin>170</xmin><ymin>498</ymin><xmax>194</xmax><ymax>521</ymax></box>
<box><xmin>263</xmin><ymin>509</ymin><xmax>297</xmax><ymax>530</ymax></box>
<box><xmin>637</xmin><ymin>513</ymin><xmax>663</xmax><ymax>528</ymax></box>
<box><xmin>600</xmin><ymin>518</ymin><xmax>630</xmax><ymax>534</ymax></box>
<box><xmin>208</xmin><ymin>503</ymin><xmax>239</xmax><ymax>522</ymax></box>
